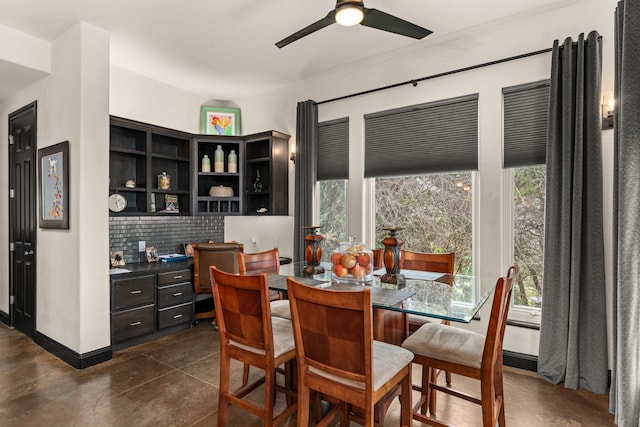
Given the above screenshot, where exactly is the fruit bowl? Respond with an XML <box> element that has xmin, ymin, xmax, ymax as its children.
<box><xmin>331</xmin><ymin>243</ymin><xmax>373</xmax><ymax>283</ymax></box>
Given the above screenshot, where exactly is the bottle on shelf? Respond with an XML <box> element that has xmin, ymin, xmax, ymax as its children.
<box><xmin>158</xmin><ymin>172</ymin><xmax>171</xmax><ymax>190</ymax></box>
<box><xmin>228</xmin><ymin>150</ymin><xmax>237</xmax><ymax>173</ymax></box>
<box><xmin>201</xmin><ymin>154</ymin><xmax>211</xmax><ymax>172</ymax></box>
<box><xmin>150</xmin><ymin>193</ymin><xmax>156</xmax><ymax>212</ymax></box>
<box><xmin>214</xmin><ymin>145</ymin><xmax>224</xmax><ymax>173</ymax></box>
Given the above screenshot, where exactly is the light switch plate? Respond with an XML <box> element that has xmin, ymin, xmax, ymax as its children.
<box><xmin>138</xmin><ymin>241</ymin><xmax>146</xmax><ymax>252</ymax></box>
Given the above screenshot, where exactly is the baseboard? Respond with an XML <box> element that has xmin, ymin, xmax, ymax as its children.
<box><xmin>0</xmin><ymin>310</ymin><xmax>9</xmax><ymax>327</ymax></box>
<box><xmin>34</xmin><ymin>331</ymin><xmax>112</xmax><ymax>369</ymax></box>
<box><xmin>503</xmin><ymin>350</ymin><xmax>538</xmax><ymax>372</ymax></box>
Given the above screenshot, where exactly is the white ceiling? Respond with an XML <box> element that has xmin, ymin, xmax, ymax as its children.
<box><xmin>0</xmin><ymin>0</ymin><xmax>586</xmax><ymax>102</ymax></box>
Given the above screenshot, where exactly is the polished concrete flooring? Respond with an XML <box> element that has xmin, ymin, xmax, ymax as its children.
<box><xmin>0</xmin><ymin>322</ymin><xmax>614</xmax><ymax>426</ymax></box>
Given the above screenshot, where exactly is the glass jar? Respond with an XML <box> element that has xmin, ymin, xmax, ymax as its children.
<box><xmin>331</xmin><ymin>241</ymin><xmax>374</xmax><ymax>283</ymax></box>
<box><xmin>158</xmin><ymin>172</ymin><xmax>171</xmax><ymax>190</ymax></box>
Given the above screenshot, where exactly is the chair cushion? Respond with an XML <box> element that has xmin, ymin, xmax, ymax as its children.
<box><xmin>402</xmin><ymin>323</ymin><xmax>485</xmax><ymax>369</ymax></box>
<box><xmin>230</xmin><ymin>317</ymin><xmax>295</xmax><ymax>359</ymax></box>
<box><xmin>270</xmin><ymin>300</ymin><xmax>291</xmax><ymax>320</ymax></box>
<box><xmin>408</xmin><ymin>313</ymin><xmax>435</xmax><ymax>327</ymax></box>
<box><xmin>309</xmin><ymin>340</ymin><xmax>413</xmax><ymax>392</ymax></box>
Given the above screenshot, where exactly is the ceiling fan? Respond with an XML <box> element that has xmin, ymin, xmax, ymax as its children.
<box><xmin>275</xmin><ymin>0</ymin><xmax>432</xmax><ymax>48</ymax></box>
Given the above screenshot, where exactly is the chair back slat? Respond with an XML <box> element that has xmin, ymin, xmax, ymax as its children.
<box><xmin>482</xmin><ymin>266</ymin><xmax>517</xmax><ymax>371</ymax></box>
<box><xmin>210</xmin><ymin>266</ymin><xmax>272</xmax><ymax>352</ymax></box>
<box><xmin>287</xmin><ymin>278</ymin><xmax>372</xmax><ymax>384</ymax></box>
<box><xmin>400</xmin><ymin>250</ymin><xmax>455</xmax><ymax>276</ymax></box>
<box><xmin>238</xmin><ymin>248</ymin><xmax>280</xmax><ymax>275</ymax></box>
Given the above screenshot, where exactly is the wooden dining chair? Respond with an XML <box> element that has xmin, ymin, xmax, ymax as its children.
<box><xmin>286</xmin><ymin>276</ymin><xmax>414</xmax><ymax>427</ymax></box>
<box><xmin>210</xmin><ymin>266</ymin><xmax>297</xmax><ymax>427</ymax></box>
<box><xmin>237</xmin><ymin>248</ymin><xmax>290</xmax><ymax>386</ymax></box>
<box><xmin>401</xmin><ymin>266</ymin><xmax>517</xmax><ymax>427</ymax></box>
<box><xmin>401</xmin><ymin>250</ymin><xmax>455</xmax><ymax>386</ymax></box>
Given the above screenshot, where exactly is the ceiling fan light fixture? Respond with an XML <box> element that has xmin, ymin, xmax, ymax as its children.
<box><xmin>335</xmin><ymin>3</ymin><xmax>364</xmax><ymax>26</ymax></box>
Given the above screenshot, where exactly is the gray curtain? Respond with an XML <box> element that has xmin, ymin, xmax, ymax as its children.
<box><xmin>611</xmin><ymin>1</ymin><xmax>640</xmax><ymax>425</ymax></box>
<box><xmin>294</xmin><ymin>100</ymin><xmax>318</xmax><ymax>263</ymax></box>
<box><xmin>537</xmin><ymin>31</ymin><xmax>608</xmax><ymax>394</ymax></box>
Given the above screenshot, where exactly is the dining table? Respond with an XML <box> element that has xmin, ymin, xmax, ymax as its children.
<box><xmin>270</xmin><ymin>261</ymin><xmax>497</xmax><ymax>346</ymax></box>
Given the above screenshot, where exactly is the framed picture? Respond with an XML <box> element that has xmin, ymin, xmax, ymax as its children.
<box><xmin>38</xmin><ymin>141</ymin><xmax>69</xmax><ymax>229</ymax></box>
<box><xmin>110</xmin><ymin>251</ymin><xmax>125</xmax><ymax>267</ymax></box>
<box><xmin>164</xmin><ymin>194</ymin><xmax>179</xmax><ymax>212</ymax></box>
<box><xmin>146</xmin><ymin>247</ymin><xmax>158</xmax><ymax>263</ymax></box>
<box><xmin>200</xmin><ymin>106</ymin><xmax>241</xmax><ymax>136</ymax></box>
<box><xmin>183</xmin><ymin>242</ymin><xmax>195</xmax><ymax>257</ymax></box>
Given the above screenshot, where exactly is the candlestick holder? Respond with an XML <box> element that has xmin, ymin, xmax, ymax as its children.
<box><xmin>303</xmin><ymin>226</ymin><xmax>325</xmax><ymax>274</ymax></box>
<box><xmin>380</xmin><ymin>226</ymin><xmax>405</xmax><ymax>286</ymax></box>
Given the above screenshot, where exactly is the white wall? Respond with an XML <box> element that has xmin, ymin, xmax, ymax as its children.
<box><xmin>224</xmin><ymin>216</ymin><xmax>294</xmax><ymax>259</ymax></box>
<box><xmin>0</xmin><ymin>22</ymin><xmax>110</xmax><ymax>354</ymax></box>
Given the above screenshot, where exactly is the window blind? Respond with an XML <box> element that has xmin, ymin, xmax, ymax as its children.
<box><xmin>503</xmin><ymin>80</ymin><xmax>550</xmax><ymax>168</ymax></box>
<box><xmin>364</xmin><ymin>94</ymin><xmax>478</xmax><ymax>178</ymax></box>
<box><xmin>318</xmin><ymin>117</ymin><xmax>349</xmax><ymax>181</ymax></box>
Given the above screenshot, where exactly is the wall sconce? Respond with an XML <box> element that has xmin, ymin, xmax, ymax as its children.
<box><xmin>602</xmin><ymin>96</ymin><xmax>614</xmax><ymax>130</ymax></box>
<box><xmin>290</xmin><ymin>144</ymin><xmax>296</xmax><ymax>164</ymax></box>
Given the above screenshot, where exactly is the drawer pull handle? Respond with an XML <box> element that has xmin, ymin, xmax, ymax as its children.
<box><xmin>130</xmin><ymin>290</ymin><xmax>142</xmax><ymax>294</ymax></box>
<box><xmin>172</xmin><ymin>292</ymin><xmax>183</xmax><ymax>297</ymax></box>
<box><xmin>173</xmin><ymin>275</ymin><xmax>183</xmax><ymax>279</ymax></box>
<box><xmin>172</xmin><ymin>314</ymin><xmax>183</xmax><ymax>319</ymax></box>
<box><xmin>129</xmin><ymin>321</ymin><xmax>142</xmax><ymax>327</ymax></box>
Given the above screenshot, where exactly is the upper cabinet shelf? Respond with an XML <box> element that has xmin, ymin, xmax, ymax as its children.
<box><xmin>109</xmin><ymin>116</ymin><xmax>289</xmax><ymax>217</ymax></box>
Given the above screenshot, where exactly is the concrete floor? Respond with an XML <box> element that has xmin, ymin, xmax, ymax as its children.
<box><xmin>0</xmin><ymin>322</ymin><xmax>614</xmax><ymax>426</ymax></box>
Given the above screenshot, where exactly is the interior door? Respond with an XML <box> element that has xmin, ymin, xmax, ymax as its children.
<box><xmin>9</xmin><ymin>102</ymin><xmax>37</xmax><ymax>337</ymax></box>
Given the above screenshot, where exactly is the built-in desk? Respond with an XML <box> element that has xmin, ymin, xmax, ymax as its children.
<box><xmin>109</xmin><ymin>260</ymin><xmax>193</xmax><ymax>350</ymax></box>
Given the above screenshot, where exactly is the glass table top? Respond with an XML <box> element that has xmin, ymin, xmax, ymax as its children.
<box><xmin>271</xmin><ymin>262</ymin><xmax>496</xmax><ymax>324</ymax></box>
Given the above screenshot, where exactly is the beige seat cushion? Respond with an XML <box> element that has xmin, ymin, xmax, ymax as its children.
<box><xmin>309</xmin><ymin>340</ymin><xmax>413</xmax><ymax>391</ymax></box>
<box><xmin>270</xmin><ymin>299</ymin><xmax>291</xmax><ymax>320</ymax></box>
<box><xmin>402</xmin><ymin>323</ymin><xmax>485</xmax><ymax>369</ymax></box>
<box><xmin>230</xmin><ymin>317</ymin><xmax>294</xmax><ymax>358</ymax></box>
<box><xmin>408</xmin><ymin>313</ymin><xmax>435</xmax><ymax>328</ymax></box>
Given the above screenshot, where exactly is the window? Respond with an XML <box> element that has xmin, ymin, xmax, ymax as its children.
<box><xmin>512</xmin><ymin>166</ymin><xmax>545</xmax><ymax>309</ymax></box>
<box><xmin>319</xmin><ymin>180</ymin><xmax>347</xmax><ymax>261</ymax></box>
<box><xmin>374</xmin><ymin>172</ymin><xmax>473</xmax><ymax>276</ymax></box>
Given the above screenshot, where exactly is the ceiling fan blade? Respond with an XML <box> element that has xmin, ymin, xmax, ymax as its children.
<box><xmin>361</xmin><ymin>8</ymin><xmax>432</xmax><ymax>40</ymax></box>
<box><xmin>276</xmin><ymin>10</ymin><xmax>336</xmax><ymax>48</ymax></box>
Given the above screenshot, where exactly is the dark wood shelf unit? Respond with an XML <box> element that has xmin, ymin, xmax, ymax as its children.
<box><xmin>244</xmin><ymin>131</ymin><xmax>289</xmax><ymax>216</ymax></box>
<box><xmin>110</xmin><ymin>116</ymin><xmax>192</xmax><ymax>216</ymax></box>
<box><xmin>191</xmin><ymin>136</ymin><xmax>244</xmax><ymax>215</ymax></box>
<box><xmin>110</xmin><ymin>117</ymin><xmax>289</xmax><ymax>217</ymax></box>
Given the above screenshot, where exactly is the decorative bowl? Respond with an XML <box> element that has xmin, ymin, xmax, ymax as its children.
<box><xmin>209</xmin><ymin>185</ymin><xmax>234</xmax><ymax>197</ymax></box>
<box><xmin>331</xmin><ymin>242</ymin><xmax>374</xmax><ymax>283</ymax></box>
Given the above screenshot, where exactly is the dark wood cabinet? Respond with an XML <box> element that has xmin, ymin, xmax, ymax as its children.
<box><xmin>191</xmin><ymin>136</ymin><xmax>244</xmax><ymax>215</ymax></box>
<box><xmin>110</xmin><ymin>116</ymin><xmax>289</xmax><ymax>217</ymax></box>
<box><xmin>244</xmin><ymin>131</ymin><xmax>290</xmax><ymax>216</ymax></box>
<box><xmin>109</xmin><ymin>117</ymin><xmax>192</xmax><ymax>216</ymax></box>
<box><xmin>110</xmin><ymin>262</ymin><xmax>193</xmax><ymax>350</ymax></box>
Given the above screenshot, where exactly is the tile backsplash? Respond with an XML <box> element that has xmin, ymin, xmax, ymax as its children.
<box><xmin>109</xmin><ymin>215</ymin><xmax>224</xmax><ymax>264</ymax></box>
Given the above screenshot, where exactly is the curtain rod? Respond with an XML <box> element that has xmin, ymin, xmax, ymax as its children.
<box><xmin>317</xmin><ymin>35</ymin><xmax>602</xmax><ymax>105</ymax></box>
<box><xmin>316</xmin><ymin>47</ymin><xmax>553</xmax><ymax>105</ymax></box>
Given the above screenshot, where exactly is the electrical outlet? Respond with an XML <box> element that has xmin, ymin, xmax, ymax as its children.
<box><xmin>138</xmin><ymin>241</ymin><xmax>146</xmax><ymax>252</ymax></box>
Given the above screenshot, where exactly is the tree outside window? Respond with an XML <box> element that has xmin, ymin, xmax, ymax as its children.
<box><xmin>319</xmin><ymin>180</ymin><xmax>347</xmax><ymax>261</ymax></box>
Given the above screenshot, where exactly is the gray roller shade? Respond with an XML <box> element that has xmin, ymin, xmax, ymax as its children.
<box><xmin>503</xmin><ymin>80</ymin><xmax>550</xmax><ymax>168</ymax></box>
<box><xmin>364</xmin><ymin>94</ymin><xmax>478</xmax><ymax>178</ymax></box>
<box><xmin>318</xmin><ymin>117</ymin><xmax>349</xmax><ymax>181</ymax></box>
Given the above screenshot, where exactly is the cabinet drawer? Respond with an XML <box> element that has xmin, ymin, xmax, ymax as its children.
<box><xmin>157</xmin><ymin>269</ymin><xmax>191</xmax><ymax>286</ymax></box>
<box><xmin>112</xmin><ymin>275</ymin><xmax>155</xmax><ymax>310</ymax></box>
<box><xmin>157</xmin><ymin>302</ymin><xmax>192</xmax><ymax>329</ymax></box>
<box><xmin>158</xmin><ymin>282</ymin><xmax>193</xmax><ymax>309</ymax></box>
<box><xmin>112</xmin><ymin>305</ymin><xmax>155</xmax><ymax>342</ymax></box>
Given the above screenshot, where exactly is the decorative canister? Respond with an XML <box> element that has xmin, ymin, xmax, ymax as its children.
<box><xmin>209</xmin><ymin>185</ymin><xmax>234</xmax><ymax>197</ymax></box>
<box><xmin>228</xmin><ymin>150</ymin><xmax>237</xmax><ymax>173</ymax></box>
<box><xmin>201</xmin><ymin>154</ymin><xmax>211</xmax><ymax>172</ymax></box>
<box><xmin>214</xmin><ymin>145</ymin><xmax>224</xmax><ymax>173</ymax></box>
<box><xmin>331</xmin><ymin>241</ymin><xmax>374</xmax><ymax>283</ymax></box>
<box><xmin>158</xmin><ymin>172</ymin><xmax>171</xmax><ymax>190</ymax></box>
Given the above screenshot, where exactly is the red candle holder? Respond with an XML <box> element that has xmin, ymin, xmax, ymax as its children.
<box><xmin>303</xmin><ymin>226</ymin><xmax>325</xmax><ymax>274</ymax></box>
<box><xmin>380</xmin><ymin>227</ymin><xmax>405</xmax><ymax>286</ymax></box>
